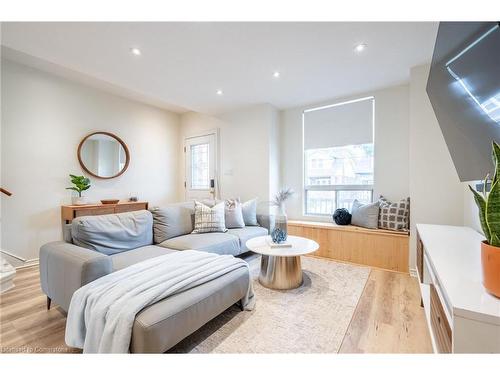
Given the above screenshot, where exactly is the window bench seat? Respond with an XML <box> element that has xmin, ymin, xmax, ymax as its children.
<box><xmin>288</xmin><ymin>220</ymin><xmax>409</xmax><ymax>273</ymax></box>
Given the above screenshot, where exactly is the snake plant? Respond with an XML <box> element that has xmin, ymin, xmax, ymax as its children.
<box><xmin>469</xmin><ymin>141</ymin><xmax>500</xmax><ymax>246</ymax></box>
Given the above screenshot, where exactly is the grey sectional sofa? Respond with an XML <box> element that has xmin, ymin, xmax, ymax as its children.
<box><xmin>39</xmin><ymin>201</ymin><xmax>273</xmax><ymax>353</ymax></box>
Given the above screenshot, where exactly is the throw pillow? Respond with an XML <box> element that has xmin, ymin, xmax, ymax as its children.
<box><xmin>192</xmin><ymin>201</ymin><xmax>227</xmax><ymax>233</ymax></box>
<box><xmin>150</xmin><ymin>201</ymin><xmax>195</xmax><ymax>243</ymax></box>
<box><xmin>199</xmin><ymin>198</ymin><xmax>223</xmax><ymax>207</ymax></box>
<box><xmin>351</xmin><ymin>200</ymin><xmax>380</xmax><ymax>229</ymax></box>
<box><xmin>225</xmin><ymin>199</ymin><xmax>245</xmax><ymax>228</ymax></box>
<box><xmin>241</xmin><ymin>198</ymin><xmax>258</xmax><ymax>226</ymax></box>
<box><xmin>378</xmin><ymin>196</ymin><xmax>410</xmax><ymax>231</ymax></box>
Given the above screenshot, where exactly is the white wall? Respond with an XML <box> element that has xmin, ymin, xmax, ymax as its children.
<box><xmin>1</xmin><ymin>59</ymin><xmax>181</xmax><ymax>262</ymax></box>
<box><xmin>179</xmin><ymin>104</ymin><xmax>280</xmax><ymax>213</ymax></box>
<box><xmin>280</xmin><ymin>84</ymin><xmax>410</xmax><ymax>221</ymax></box>
<box><xmin>409</xmin><ymin>64</ymin><xmax>465</xmax><ymax>271</ymax></box>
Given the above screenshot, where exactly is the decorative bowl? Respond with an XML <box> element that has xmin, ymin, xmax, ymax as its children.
<box><xmin>100</xmin><ymin>199</ymin><xmax>120</xmax><ymax>205</ymax></box>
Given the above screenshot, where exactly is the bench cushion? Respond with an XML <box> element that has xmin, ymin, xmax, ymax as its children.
<box><xmin>158</xmin><ymin>232</ymin><xmax>240</xmax><ymax>255</ymax></box>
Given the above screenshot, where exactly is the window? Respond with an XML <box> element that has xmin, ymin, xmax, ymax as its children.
<box><xmin>190</xmin><ymin>143</ymin><xmax>210</xmax><ymax>189</ymax></box>
<box><xmin>303</xmin><ymin>97</ymin><xmax>374</xmax><ymax>215</ymax></box>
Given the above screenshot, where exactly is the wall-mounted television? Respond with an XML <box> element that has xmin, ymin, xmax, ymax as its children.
<box><xmin>427</xmin><ymin>22</ymin><xmax>500</xmax><ymax>182</ymax></box>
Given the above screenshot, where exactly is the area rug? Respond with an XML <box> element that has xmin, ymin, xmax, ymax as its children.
<box><xmin>169</xmin><ymin>255</ymin><xmax>370</xmax><ymax>353</ymax></box>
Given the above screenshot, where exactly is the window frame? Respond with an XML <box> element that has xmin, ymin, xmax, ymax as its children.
<box><xmin>302</xmin><ymin>96</ymin><xmax>375</xmax><ymax>217</ymax></box>
<box><xmin>189</xmin><ymin>142</ymin><xmax>210</xmax><ymax>190</ymax></box>
<box><xmin>304</xmin><ymin>185</ymin><xmax>374</xmax><ymax>216</ymax></box>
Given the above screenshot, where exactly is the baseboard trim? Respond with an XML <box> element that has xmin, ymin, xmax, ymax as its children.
<box><xmin>1</xmin><ymin>249</ymin><xmax>39</xmax><ymax>269</ymax></box>
<box><xmin>0</xmin><ymin>249</ymin><xmax>27</xmax><ymax>262</ymax></box>
<box><xmin>409</xmin><ymin>268</ymin><xmax>418</xmax><ymax>278</ymax></box>
<box><xmin>16</xmin><ymin>259</ymin><xmax>39</xmax><ymax>269</ymax></box>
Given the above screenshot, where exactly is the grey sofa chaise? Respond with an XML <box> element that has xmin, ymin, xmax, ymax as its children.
<box><xmin>39</xmin><ymin>201</ymin><xmax>273</xmax><ymax>353</ymax></box>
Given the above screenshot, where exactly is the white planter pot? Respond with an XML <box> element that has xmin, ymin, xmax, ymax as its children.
<box><xmin>72</xmin><ymin>196</ymin><xmax>88</xmax><ymax>205</ymax></box>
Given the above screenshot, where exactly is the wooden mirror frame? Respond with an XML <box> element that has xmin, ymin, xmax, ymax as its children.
<box><xmin>77</xmin><ymin>131</ymin><xmax>130</xmax><ymax>179</ymax></box>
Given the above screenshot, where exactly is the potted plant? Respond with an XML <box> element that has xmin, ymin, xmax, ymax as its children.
<box><xmin>66</xmin><ymin>174</ymin><xmax>91</xmax><ymax>205</ymax></box>
<box><xmin>469</xmin><ymin>141</ymin><xmax>500</xmax><ymax>298</ymax></box>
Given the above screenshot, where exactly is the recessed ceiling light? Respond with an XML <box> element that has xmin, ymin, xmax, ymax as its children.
<box><xmin>354</xmin><ymin>43</ymin><xmax>367</xmax><ymax>53</ymax></box>
<box><xmin>216</xmin><ymin>89</ymin><xmax>223</xmax><ymax>96</ymax></box>
<box><xmin>130</xmin><ymin>47</ymin><xmax>142</xmax><ymax>56</ymax></box>
<box><xmin>273</xmin><ymin>71</ymin><xmax>280</xmax><ymax>78</ymax></box>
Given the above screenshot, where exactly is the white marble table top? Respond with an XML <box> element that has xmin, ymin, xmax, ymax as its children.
<box><xmin>245</xmin><ymin>235</ymin><xmax>319</xmax><ymax>257</ymax></box>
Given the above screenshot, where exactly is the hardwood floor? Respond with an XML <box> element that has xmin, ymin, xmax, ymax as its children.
<box><xmin>340</xmin><ymin>269</ymin><xmax>433</xmax><ymax>353</ymax></box>
<box><xmin>0</xmin><ymin>265</ymin><xmax>432</xmax><ymax>354</ymax></box>
<box><xmin>0</xmin><ymin>266</ymin><xmax>79</xmax><ymax>353</ymax></box>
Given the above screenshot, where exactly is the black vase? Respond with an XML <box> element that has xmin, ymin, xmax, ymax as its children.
<box><xmin>333</xmin><ymin>208</ymin><xmax>351</xmax><ymax>225</ymax></box>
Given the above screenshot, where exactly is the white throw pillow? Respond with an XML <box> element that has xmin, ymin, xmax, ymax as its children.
<box><xmin>241</xmin><ymin>198</ymin><xmax>258</xmax><ymax>226</ymax></box>
<box><xmin>351</xmin><ymin>200</ymin><xmax>379</xmax><ymax>229</ymax></box>
<box><xmin>192</xmin><ymin>201</ymin><xmax>227</xmax><ymax>233</ymax></box>
<box><xmin>225</xmin><ymin>199</ymin><xmax>245</xmax><ymax>228</ymax></box>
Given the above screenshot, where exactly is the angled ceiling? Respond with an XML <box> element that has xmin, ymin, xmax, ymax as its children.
<box><xmin>1</xmin><ymin>22</ymin><xmax>438</xmax><ymax>114</ymax></box>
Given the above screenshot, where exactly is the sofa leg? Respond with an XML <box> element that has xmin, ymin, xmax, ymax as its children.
<box><xmin>47</xmin><ymin>296</ymin><xmax>51</xmax><ymax>310</ymax></box>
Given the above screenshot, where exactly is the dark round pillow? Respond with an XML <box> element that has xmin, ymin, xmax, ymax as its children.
<box><xmin>333</xmin><ymin>208</ymin><xmax>352</xmax><ymax>225</ymax></box>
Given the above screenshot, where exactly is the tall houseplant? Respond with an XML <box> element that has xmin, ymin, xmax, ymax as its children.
<box><xmin>66</xmin><ymin>174</ymin><xmax>91</xmax><ymax>205</ymax></box>
<box><xmin>469</xmin><ymin>141</ymin><xmax>500</xmax><ymax>298</ymax></box>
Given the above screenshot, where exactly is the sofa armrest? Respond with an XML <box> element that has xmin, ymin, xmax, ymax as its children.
<box><xmin>256</xmin><ymin>214</ymin><xmax>275</xmax><ymax>233</ymax></box>
<box><xmin>39</xmin><ymin>241</ymin><xmax>112</xmax><ymax>311</ymax></box>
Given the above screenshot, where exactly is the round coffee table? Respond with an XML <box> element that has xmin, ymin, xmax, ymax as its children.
<box><xmin>245</xmin><ymin>235</ymin><xmax>319</xmax><ymax>290</ymax></box>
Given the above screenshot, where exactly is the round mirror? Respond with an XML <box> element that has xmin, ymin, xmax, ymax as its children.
<box><xmin>77</xmin><ymin>132</ymin><xmax>130</xmax><ymax>179</ymax></box>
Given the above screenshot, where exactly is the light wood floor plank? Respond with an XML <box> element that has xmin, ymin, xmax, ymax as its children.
<box><xmin>0</xmin><ymin>264</ymin><xmax>432</xmax><ymax>353</ymax></box>
<box><xmin>339</xmin><ymin>269</ymin><xmax>432</xmax><ymax>353</ymax></box>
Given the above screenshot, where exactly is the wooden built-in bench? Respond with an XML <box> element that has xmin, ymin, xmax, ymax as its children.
<box><xmin>288</xmin><ymin>220</ymin><xmax>410</xmax><ymax>273</ymax></box>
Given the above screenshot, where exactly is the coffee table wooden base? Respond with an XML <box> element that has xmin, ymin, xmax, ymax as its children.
<box><xmin>259</xmin><ymin>255</ymin><xmax>303</xmax><ymax>290</ymax></box>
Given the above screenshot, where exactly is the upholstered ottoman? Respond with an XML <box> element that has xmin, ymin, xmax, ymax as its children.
<box><xmin>130</xmin><ymin>266</ymin><xmax>250</xmax><ymax>353</ymax></box>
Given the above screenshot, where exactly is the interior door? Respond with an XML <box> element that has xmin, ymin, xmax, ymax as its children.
<box><xmin>184</xmin><ymin>133</ymin><xmax>217</xmax><ymax>200</ymax></box>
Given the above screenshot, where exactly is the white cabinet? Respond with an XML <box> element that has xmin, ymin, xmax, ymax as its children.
<box><xmin>416</xmin><ymin>224</ymin><xmax>500</xmax><ymax>353</ymax></box>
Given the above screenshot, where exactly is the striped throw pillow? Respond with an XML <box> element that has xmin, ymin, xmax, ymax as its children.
<box><xmin>192</xmin><ymin>201</ymin><xmax>227</xmax><ymax>233</ymax></box>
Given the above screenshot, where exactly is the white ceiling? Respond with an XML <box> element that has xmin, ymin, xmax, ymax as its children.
<box><xmin>1</xmin><ymin>22</ymin><xmax>438</xmax><ymax>114</ymax></box>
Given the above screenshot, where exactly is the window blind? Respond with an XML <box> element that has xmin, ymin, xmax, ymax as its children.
<box><xmin>304</xmin><ymin>98</ymin><xmax>374</xmax><ymax>149</ymax></box>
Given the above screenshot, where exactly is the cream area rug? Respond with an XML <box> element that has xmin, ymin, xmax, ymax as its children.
<box><xmin>169</xmin><ymin>255</ymin><xmax>370</xmax><ymax>353</ymax></box>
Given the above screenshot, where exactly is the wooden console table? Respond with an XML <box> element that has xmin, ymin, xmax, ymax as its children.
<box><xmin>288</xmin><ymin>220</ymin><xmax>409</xmax><ymax>273</ymax></box>
<box><xmin>61</xmin><ymin>201</ymin><xmax>148</xmax><ymax>224</ymax></box>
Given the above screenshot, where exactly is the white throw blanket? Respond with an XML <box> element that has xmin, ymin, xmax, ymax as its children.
<box><xmin>65</xmin><ymin>250</ymin><xmax>254</xmax><ymax>353</ymax></box>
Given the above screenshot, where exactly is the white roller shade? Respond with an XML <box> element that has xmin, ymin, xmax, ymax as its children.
<box><xmin>304</xmin><ymin>98</ymin><xmax>374</xmax><ymax>150</ymax></box>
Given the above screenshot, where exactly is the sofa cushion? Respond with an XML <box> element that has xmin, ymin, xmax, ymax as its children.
<box><xmin>71</xmin><ymin>210</ymin><xmax>153</xmax><ymax>255</ymax></box>
<box><xmin>227</xmin><ymin>226</ymin><xmax>268</xmax><ymax>251</ymax></box>
<box><xmin>110</xmin><ymin>245</ymin><xmax>177</xmax><ymax>271</ymax></box>
<box><xmin>131</xmin><ymin>266</ymin><xmax>249</xmax><ymax>353</ymax></box>
<box><xmin>151</xmin><ymin>202</ymin><xmax>195</xmax><ymax>243</ymax></box>
<box><xmin>158</xmin><ymin>232</ymin><xmax>240</xmax><ymax>255</ymax></box>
